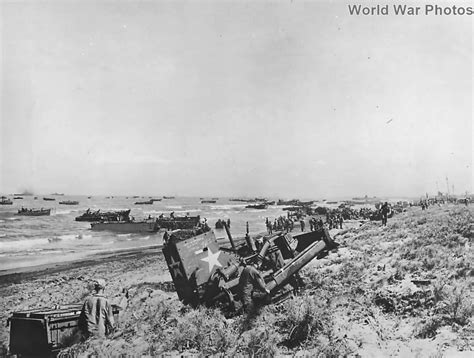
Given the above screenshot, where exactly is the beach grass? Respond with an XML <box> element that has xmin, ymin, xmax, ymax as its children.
<box><xmin>1</xmin><ymin>205</ymin><xmax>472</xmax><ymax>357</ymax></box>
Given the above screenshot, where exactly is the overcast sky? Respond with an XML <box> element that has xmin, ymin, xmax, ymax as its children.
<box><xmin>1</xmin><ymin>1</ymin><xmax>472</xmax><ymax>198</ymax></box>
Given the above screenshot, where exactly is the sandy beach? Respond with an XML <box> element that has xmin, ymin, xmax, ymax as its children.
<box><xmin>1</xmin><ymin>205</ymin><xmax>472</xmax><ymax>357</ymax></box>
<box><xmin>0</xmin><ymin>245</ymin><xmax>171</xmax><ymax>354</ymax></box>
<box><xmin>2</xmin><ymin>1</ymin><xmax>471</xmax><ymax>356</ymax></box>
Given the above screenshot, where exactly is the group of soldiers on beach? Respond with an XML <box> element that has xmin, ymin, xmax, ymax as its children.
<box><xmin>324</xmin><ymin>212</ymin><xmax>344</xmax><ymax>230</ymax></box>
<box><xmin>266</xmin><ymin>216</ymin><xmax>294</xmax><ymax>233</ymax></box>
<box><xmin>419</xmin><ymin>196</ymin><xmax>469</xmax><ymax>210</ymax></box>
<box><xmin>265</xmin><ymin>213</ymin><xmax>344</xmax><ymax>235</ymax></box>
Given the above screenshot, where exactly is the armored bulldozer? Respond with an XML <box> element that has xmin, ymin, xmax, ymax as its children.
<box><xmin>162</xmin><ymin>224</ymin><xmax>338</xmax><ymax>312</ymax></box>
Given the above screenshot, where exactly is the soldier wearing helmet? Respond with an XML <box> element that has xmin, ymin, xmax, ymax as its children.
<box><xmin>78</xmin><ymin>278</ymin><xmax>115</xmax><ymax>339</ymax></box>
<box><xmin>238</xmin><ymin>260</ymin><xmax>270</xmax><ymax>313</ymax></box>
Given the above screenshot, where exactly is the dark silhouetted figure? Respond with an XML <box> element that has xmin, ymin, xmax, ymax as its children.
<box><xmin>381</xmin><ymin>202</ymin><xmax>389</xmax><ymax>226</ymax></box>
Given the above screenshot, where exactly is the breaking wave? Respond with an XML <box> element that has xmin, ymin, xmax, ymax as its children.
<box><xmin>0</xmin><ymin>238</ymin><xmax>51</xmax><ymax>251</ymax></box>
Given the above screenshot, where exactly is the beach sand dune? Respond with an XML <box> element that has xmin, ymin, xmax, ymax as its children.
<box><xmin>1</xmin><ymin>206</ymin><xmax>472</xmax><ymax>357</ymax></box>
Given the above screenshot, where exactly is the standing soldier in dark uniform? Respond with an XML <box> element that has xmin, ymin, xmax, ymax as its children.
<box><xmin>300</xmin><ymin>219</ymin><xmax>305</xmax><ymax>232</ymax></box>
<box><xmin>381</xmin><ymin>202</ymin><xmax>389</xmax><ymax>226</ymax></box>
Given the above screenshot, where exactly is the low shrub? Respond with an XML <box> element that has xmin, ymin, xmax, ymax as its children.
<box><xmin>166</xmin><ymin>306</ymin><xmax>236</xmax><ymax>355</ymax></box>
<box><xmin>279</xmin><ymin>294</ymin><xmax>332</xmax><ymax>348</ymax></box>
<box><xmin>235</xmin><ymin>326</ymin><xmax>280</xmax><ymax>356</ymax></box>
<box><xmin>415</xmin><ymin>317</ymin><xmax>443</xmax><ymax>338</ymax></box>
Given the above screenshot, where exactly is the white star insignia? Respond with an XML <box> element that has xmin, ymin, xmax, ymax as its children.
<box><xmin>200</xmin><ymin>247</ymin><xmax>222</xmax><ymax>272</ymax></box>
<box><xmin>168</xmin><ymin>256</ymin><xmax>183</xmax><ymax>278</ymax></box>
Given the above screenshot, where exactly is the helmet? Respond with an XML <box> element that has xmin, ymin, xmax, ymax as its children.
<box><xmin>93</xmin><ymin>278</ymin><xmax>106</xmax><ymax>290</ymax></box>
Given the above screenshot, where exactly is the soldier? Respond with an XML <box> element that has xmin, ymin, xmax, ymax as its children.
<box><xmin>381</xmin><ymin>202</ymin><xmax>389</xmax><ymax>226</ymax></box>
<box><xmin>339</xmin><ymin>215</ymin><xmax>343</xmax><ymax>229</ymax></box>
<box><xmin>238</xmin><ymin>261</ymin><xmax>270</xmax><ymax>313</ymax></box>
<box><xmin>163</xmin><ymin>230</ymin><xmax>169</xmax><ymax>244</ymax></box>
<box><xmin>318</xmin><ymin>218</ymin><xmax>324</xmax><ymax>229</ymax></box>
<box><xmin>300</xmin><ymin>219</ymin><xmax>305</xmax><ymax>232</ymax></box>
<box><xmin>78</xmin><ymin>279</ymin><xmax>115</xmax><ymax>340</ymax></box>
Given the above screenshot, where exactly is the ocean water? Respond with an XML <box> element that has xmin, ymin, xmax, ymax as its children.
<box><xmin>0</xmin><ymin>196</ymin><xmax>294</xmax><ymax>272</ymax></box>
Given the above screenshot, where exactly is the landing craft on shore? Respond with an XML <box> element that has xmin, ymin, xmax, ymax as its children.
<box><xmin>156</xmin><ymin>214</ymin><xmax>201</xmax><ymax>230</ymax></box>
<box><xmin>88</xmin><ymin>208</ymin><xmax>160</xmax><ymax>232</ymax></box>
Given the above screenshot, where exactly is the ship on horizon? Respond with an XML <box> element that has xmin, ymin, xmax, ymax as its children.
<box><xmin>13</xmin><ymin>190</ymin><xmax>34</xmax><ymax>196</ymax></box>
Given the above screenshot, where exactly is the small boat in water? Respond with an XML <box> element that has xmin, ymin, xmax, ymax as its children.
<box><xmin>43</xmin><ymin>197</ymin><xmax>56</xmax><ymax>201</ymax></box>
<box><xmin>150</xmin><ymin>198</ymin><xmax>162</xmax><ymax>202</ymax></box>
<box><xmin>13</xmin><ymin>197</ymin><xmax>23</xmax><ymax>200</ymax></box>
<box><xmin>135</xmin><ymin>200</ymin><xmax>153</xmax><ymax>205</ymax></box>
<box><xmin>91</xmin><ymin>219</ymin><xmax>159</xmax><ymax>233</ymax></box>
<box><xmin>163</xmin><ymin>196</ymin><xmax>175</xmax><ymax>199</ymax></box>
<box><xmin>245</xmin><ymin>203</ymin><xmax>268</xmax><ymax>209</ymax></box>
<box><xmin>14</xmin><ymin>191</ymin><xmax>34</xmax><ymax>196</ymax></box>
<box><xmin>59</xmin><ymin>200</ymin><xmax>79</xmax><ymax>205</ymax></box>
<box><xmin>16</xmin><ymin>208</ymin><xmax>51</xmax><ymax>216</ymax></box>
<box><xmin>201</xmin><ymin>200</ymin><xmax>216</xmax><ymax>204</ymax></box>
<box><xmin>0</xmin><ymin>196</ymin><xmax>13</xmax><ymax>205</ymax></box>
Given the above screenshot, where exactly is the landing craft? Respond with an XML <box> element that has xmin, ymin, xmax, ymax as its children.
<box><xmin>16</xmin><ymin>208</ymin><xmax>51</xmax><ymax>216</ymax></box>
